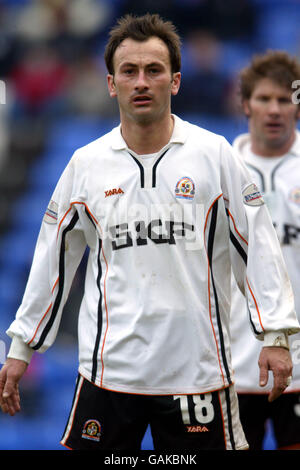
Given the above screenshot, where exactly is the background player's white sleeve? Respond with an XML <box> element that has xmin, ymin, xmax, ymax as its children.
<box><xmin>220</xmin><ymin>138</ymin><xmax>299</xmax><ymax>339</ymax></box>
<box><xmin>6</xmin><ymin>154</ymin><xmax>87</xmax><ymax>354</ymax></box>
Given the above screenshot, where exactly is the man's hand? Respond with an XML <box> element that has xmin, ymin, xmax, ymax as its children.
<box><xmin>258</xmin><ymin>346</ymin><xmax>293</xmax><ymax>402</ymax></box>
<box><xmin>0</xmin><ymin>358</ymin><xmax>28</xmax><ymax>416</ymax></box>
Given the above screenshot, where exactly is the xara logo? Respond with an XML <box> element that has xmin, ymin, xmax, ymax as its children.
<box><xmin>105</xmin><ymin>187</ymin><xmax>124</xmax><ymax>198</ymax></box>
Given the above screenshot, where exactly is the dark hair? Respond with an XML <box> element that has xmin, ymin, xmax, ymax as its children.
<box><xmin>240</xmin><ymin>50</ymin><xmax>300</xmax><ymax>101</ymax></box>
<box><xmin>104</xmin><ymin>13</ymin><xmax>181</xmax><ymax>75</ymax></box>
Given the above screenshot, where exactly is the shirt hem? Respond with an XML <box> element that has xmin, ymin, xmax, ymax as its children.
<box><xmin>236</xmin><ymin>387</ymin><xmax>300</xmax><ymax>394</ymax></box>
<box><xmin>78</xmin><ymin>366</ymin><xmax>232</xmax><ymax>395</ymax></box>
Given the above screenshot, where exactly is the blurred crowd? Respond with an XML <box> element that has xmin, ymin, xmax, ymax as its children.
<box><xmin>0</xmin><ymin>0</ymin><xmax>118</xmax><ymax>233</ymax></box>
<box><xmin>0</xmin><ymin>0</ymin><xmax>299</xmax><ymax>230</ymax></box>
<box><xmin>0</xmin><ymin>0</ymin><xmax>300</xmax><ymax>436</ymax></box>
<box><xmin>1</xmin><ymin>0</ymin><xmax>300</xmax><ymax>342</ymax></box>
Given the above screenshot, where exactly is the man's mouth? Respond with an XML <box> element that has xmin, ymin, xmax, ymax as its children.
<box><xmin>265</xmin><ymin>122</ymin><xmax>282</xmax><ymax>128</ymax></box>
<box><xmin>265</xmin><ymin>122</ymin><xmax>283</xmax><ymax>132</ymax></box>
<box><xmin>132</xmin><ymin>95</ymin><xmax>152</xmax><ymax>105</ymax></box>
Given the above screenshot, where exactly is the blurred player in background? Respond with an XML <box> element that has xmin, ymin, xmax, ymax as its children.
<box><xmin>0</xmin><ymin>15</ymin><xmax>299</xmax><ymax>451</ymax></box>
<box><xmin>230</xmin><ymin>50</ymin><xmax>300</xmax><ymax>450</ymax></box>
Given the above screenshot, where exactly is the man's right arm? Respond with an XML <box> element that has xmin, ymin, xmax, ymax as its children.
<box><xmin>1</xmin><ymin>156</ymin><xmax>86</xmax><ymax>415</ymax></box>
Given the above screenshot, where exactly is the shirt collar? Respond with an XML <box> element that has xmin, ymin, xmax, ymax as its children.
<box><xmin>111</xmin><ymin>114</ymin><xmax>187</xmax><ymax>151</ymax></box>
<box><xmin>234</xmin><ymin>129</ymin><xmax>300</xmax><ymax>159</ymax></box>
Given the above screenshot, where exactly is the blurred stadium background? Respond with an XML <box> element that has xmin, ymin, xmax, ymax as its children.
<box><xmin>0</xmin><ymin>0</ymin><xmax>299</xmax><ymax>450</ymax></box>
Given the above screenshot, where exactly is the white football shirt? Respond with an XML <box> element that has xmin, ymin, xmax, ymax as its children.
<box><xmin>7</xmin><ymin>116</ymin><xmax>299</xmax><ymax>395</ymax></box>
<box><xmin>230</xmin><ymin>132</ymin><xmax>300</xmax><ymax>392</ymax></box>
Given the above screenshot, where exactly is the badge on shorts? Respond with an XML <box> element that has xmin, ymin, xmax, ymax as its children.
<box><xmin>243</xmin><ymin>183</ymin><xmax>264</xmax><ymax>206</ymax></box>
<box><xmin>81</xmin><ymin>419</ymin><xmax>102</xmax><ymax>442</ymax></box>
<box><xmin>44</xmin><ymin>200</ymin><xmax>58</xmax><ymax>224</ymax></box>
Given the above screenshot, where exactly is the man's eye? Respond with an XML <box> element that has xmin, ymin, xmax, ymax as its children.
<box><xmin>123</xmin><ymin>69</ymin><xmax>134</xmax><ymax>75</ymax></box>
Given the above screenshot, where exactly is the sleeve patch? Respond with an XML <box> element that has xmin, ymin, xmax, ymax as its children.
<box><xmin>243</xmin><ymin>183</ymin><xmax>264</xmax><ymax>206</ymax></box>
<box><xmin>44</xmin><ymin>200</ymin><xmax>58</xmax><ymax>224</ymax></box>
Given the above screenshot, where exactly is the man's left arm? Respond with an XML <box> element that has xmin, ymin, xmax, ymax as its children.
<box><xmin>220</xmin><ymin>137</ymin><xmax>300</xmax><ymax>399</ymax></box>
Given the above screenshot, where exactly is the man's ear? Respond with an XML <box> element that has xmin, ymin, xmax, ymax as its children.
<box><xmin>242</xmin><ymin>99</ymin><xmax>251</xmax><ymax>118</ymax></box>
<box><xmin>107</xmin><ymin>74</ymin><xmax>117</xmax><ymax>98</ymax></box>
<box><xmin>171</xmin><ymin>72</ymin><xmax>181</xmax><ymax>96</ymax></box>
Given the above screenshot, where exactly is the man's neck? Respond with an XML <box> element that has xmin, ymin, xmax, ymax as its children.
<box><xmin>120</xmin><ymin>114</ymin><xmax>174</xmax><ymax>155</ymax></box>
<box><xmin>250</xmin><ymin>131</ymin><xmax>297</xmax><ymax>157</ymax></box>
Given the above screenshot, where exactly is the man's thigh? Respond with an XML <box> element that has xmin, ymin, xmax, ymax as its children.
<box><xmin>60</xmin><ymin>375</ymin><xmax>148</xmax><ymax>450</ymax></box>
<box><xmin>237</xmin><ymin>393</ymin><xmax>269</xmax><ymax>450</ymax></box>
<box><xmin>271</xmin><ymin>392</ymin><xmax>300</xmax><ymax>449</ymax></box>
<box><xmin>150</xmin><ymin>386</ymin><xmax>248</xmax><ymax>450</ymax></box>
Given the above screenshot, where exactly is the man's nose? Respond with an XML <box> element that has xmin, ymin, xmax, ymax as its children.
<box><xmin>268</xmin><ymin>99</ymin><xmax>281</xmax><ymax>114</ymax></box>
<box><xmin>135</xmin><ymin>70</ymin><xmax>148</xmax><ymax>89</ymax></box>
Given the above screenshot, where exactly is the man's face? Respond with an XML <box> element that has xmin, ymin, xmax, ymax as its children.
<box><xmin>243</xmin><ymin>78</ymin><xmax>300</xmax><ymax>154</ymax></box>
<box><xmin>107</xmin><ymin>37</ymin><xmax>181</xmax><ymax>125</ymax></box>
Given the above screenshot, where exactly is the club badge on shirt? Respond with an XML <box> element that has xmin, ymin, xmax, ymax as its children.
<box><xmin>289</xmin><ymin>187</ymin><xmax>300</xmax><ymax>206</ymax></box>
<box><xmin>242</xmin><ymin>183</ymin><xmax>264</xmax><ymax>206</ymax></box>
<box><xmin>44</xmin><ymin>200</ymin><xmax>58</xmax><ymax>224</ymax></box>
<box><xmin>175</xmin><ymin>176</ymin><xmax>195</xmax><ymax>200</ymax></box>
